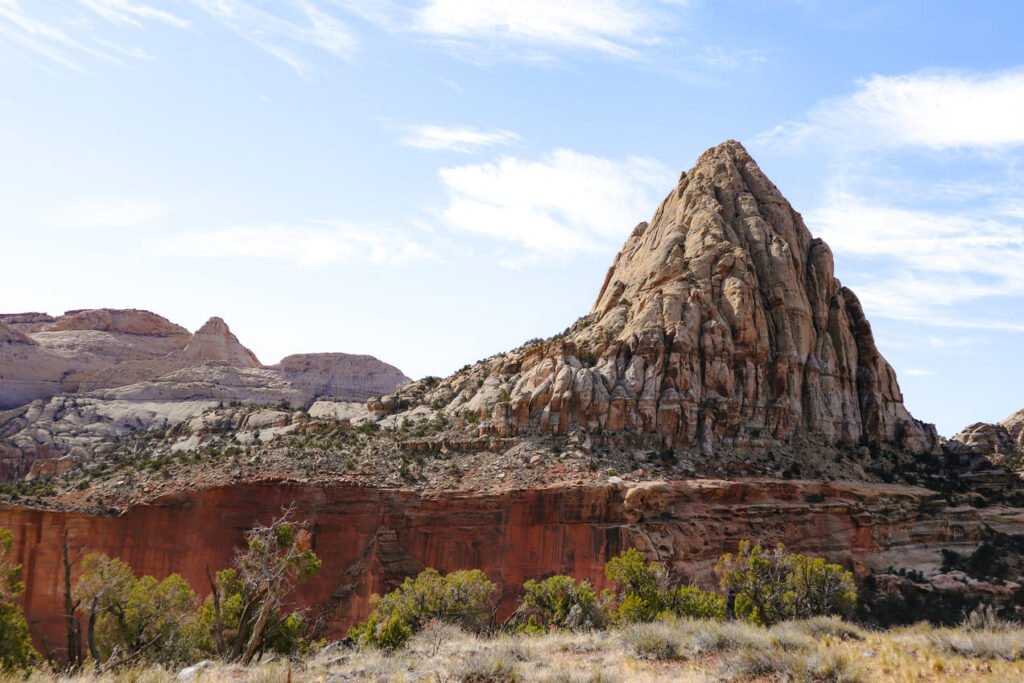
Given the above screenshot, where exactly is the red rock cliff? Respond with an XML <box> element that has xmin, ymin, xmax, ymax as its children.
<box><xmin>2</xmin><ymin>477</ymin><xmax>1006</xmax><ymax>656</ymax></box>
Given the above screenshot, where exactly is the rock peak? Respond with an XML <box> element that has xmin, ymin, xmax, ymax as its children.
<box><xmin>413</xmin><ymin>140</ymin><xmax>938</xmax><ymax>460</ymax></box>
<box><xmin>183</xmin><ymin>317</ymin><xmax>260</xmax><ymax>367</ymax></box>
<box><xmin>195</xmin><ymin>316</ymin><xmax>230</xmax><ymax>335</ymax></box>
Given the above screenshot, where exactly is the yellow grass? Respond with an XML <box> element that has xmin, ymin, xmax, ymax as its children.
<box><xmin>5</xmin><ymin>619</ymin><xmax>1023</xmax><ymax>683</ymax></box>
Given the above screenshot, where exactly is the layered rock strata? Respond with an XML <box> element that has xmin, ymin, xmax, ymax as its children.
<box><xmin>5</xmin><ymin>478</ymin><xmax>1018</xmax><ymax>651</ymax></box>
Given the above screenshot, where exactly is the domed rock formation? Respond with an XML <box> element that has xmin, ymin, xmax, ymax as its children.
<box><xmin>954</xmin><ymin>408</ymin><xmax>1024</xmax><ymax>456</ymax></box>
<box><xmin>0</xmin><ymin>309</ymin><xmax>410</xmax><ymax>480</ymax></box>
<box><xmin>392</xmin><ymin>141</ymin><xmax>938</xmax><ymax>458</ymax></box>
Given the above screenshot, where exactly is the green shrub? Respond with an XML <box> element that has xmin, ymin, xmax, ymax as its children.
<box><xmin>92</xmin><ymin>571</ymin><xmax>200</xmax><ymax>664</ymax></box>
<box><xmin>660</xmin><ymin>585</ymin><xmax>727</xmax><ymax>621</ymax></box>
<box><xmin>715</xmin><ymin>542</ymin><xmax>857</xmax><ymax>625</ymax></box>
<box><xmin>348</xmin><ymin>568</ymin><xmax>497</xmax><ymax>650</ymax></box>
<box><xmin>604</xmin><ymin>548</ymin><xmax>725</xmax><ymax>624</ymax></box>
<box><xmin>0</xmin><ymin>529</ymin><xmax>38</xmax><ymax>671</ymax></box>
<box><xmin>604</xmin><ymin>549</ymin><xmax>664</xmax><ymax>624</ymax></box>
<box><xmin>514</xmin><ymin>575</ymin><xmax>604</xmax><ymax>633</ymax></box>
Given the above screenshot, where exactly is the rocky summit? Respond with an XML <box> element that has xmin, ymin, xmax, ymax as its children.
<box><xmin>1</xmin><ymin>141</ymin><xmax>1022</xmax><ymax>646</ymax></box>
<box><xmin>376</xmin><ymin>141</ymin><xmax>938</xmax><ymax>462</ymax></box>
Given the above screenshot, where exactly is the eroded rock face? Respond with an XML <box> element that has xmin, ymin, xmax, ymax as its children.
<box><xmin>273</xmin><ymin>354</ymin><xmax>411</xmax><ymax>403</ymax></box>
<box><xmin>954</xmin><ymin>408</ymin><xmax>1024</xmax><ymax>456</ymax></box>
<box><xmin>402</xmin><ymin>141</ymin><xmax>937</xmax><ymax>457</ymax></box>
<box><xmin>4</xmin><ymin>478</ymin><xmax>1016</xmax><ymax>649</ymax></box>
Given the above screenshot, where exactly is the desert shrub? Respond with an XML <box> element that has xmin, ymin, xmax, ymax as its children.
<box><xmin>721</xmin><ymin>647</ymin><xmax>862</xmax><ymax>682</ymax></box>
<box><xmin>660</xmin><ymin>585</ymin><xmax>727</xmax><ymax>621</ymax></box>
<box><xmin>677</xmin><ymin>619</ymin><xmax>771</xmax><ymax>655</ymax></box>
<box><xmin>93</xmin><ymin>572</ymin><xmax>200</xmax><ymax>664</ymax></box>
<box><xmin>604</xmin><ymin>548</ymin><xmax>727</xmax><ymax>624</ymax></box>
<box><xmin>604</xmin><ymin>548</ymin><xmax>665</xmax><ymax>624</ymax></box>
<box><xmin>926</xmin><ymin>627</ymin><xmax>1024</xmax><ymax>660</ymax></box>
<box><xmin>778</xmin><ymin>615</ymin><xmax>866</xmax><ymax>641</ymax></box>
<box><xmin>452</xmin><ymin>641</ymin><xmax>530</xmax><ymax>682</ymax></box>
<box><xmin>619</xmin><ymin>622</ymin><xmax>681</xmax><ymax>660</ymax></box>
<box><xmin>407</xmin><ymin>620</ymin><xmax>467</xmax><ymax>657</ymax></box>
<box><xmin>543</xmin><ymin>670</ymin><xmax>620</xmax><ymax>683</ymax></box>
<box><xmin>348</xmin><ymin>568</ymin><xmax>497</xmax><ymax>650</ymax></box>
<box><xmin>513</xmin><ymin>575</ymin><xmax>604</xmax><ymax>633</ymax></box>
<box><xmin>715</xmin><ymin>542</ymin><xmax>856</xmax><ymax>625</ymax></box>
<box><xmin>76</xmin><ymin>553</ymin><xmax>202</xmax><ymax>666</ymax></box>
<box><xmin>0</xmin><ymin>529</ymin><xmax>38</xmax><ymax>672</ymax></box>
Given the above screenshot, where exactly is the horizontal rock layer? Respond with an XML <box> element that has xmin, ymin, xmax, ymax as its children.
<box><xmin>5</xmin><ymin>477</ymin><xmax>1015</xmax><ymax>652</ymax></box>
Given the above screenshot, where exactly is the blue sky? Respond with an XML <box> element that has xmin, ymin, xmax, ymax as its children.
<box><xmin>2</xmin><ymin>1</ymin><xmax>1023</xmax><ymax>437</ymax></box>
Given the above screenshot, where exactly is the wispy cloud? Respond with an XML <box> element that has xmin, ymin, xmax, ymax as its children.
<box><xmin>400</xmin><ymin>125</ymin><xmax>519</xmax><ymax>153</ymax></box>
<box><xmin>761</xmin><ymin>69</ymin><xmax>1024</xmax><ymax>151</ymax></box>
<box><xmin>0</xmin><ymin>0</ymin><xmax>128</xmax><ymax>71</ymax></box>
<box><xmin>338</xmin><ymin>0</ymin><xmax>689</xmax><ymax>63</ymax></box>
<box><xmin>188</xmin><ymin>0</ymin><xmax>357</xmax><ymax>76</ymax></box>
<box><xmin>809</xmin><ymin>190</ymin><xmax>1024</xmax><ymax>326</ymax></box>
<box><xmin>0</xmin><ymin>1</ymin><xmax>356</xmax><ymax>75</ymax></box>
<box><xmin>903</xmin><ymin>368</ymin><xmax>933</xmax><ymax>377</ymax></box>
<box><xmin>437</xmin><ymin>149</ymin><xmax>673</xmax><ymax>257</ymax></box>
<box><xmin>80</xmin><ymin>0</ymin><xmax>190</xmax><ymax>29</ymax></box>
<box><xmin>49</xmin><ymin>198</ymin><xmax>169</xmax><ymax>230</ymax></box>
<box><xmin>412</xmin><ymin>0</ymin><xmax>675</xmax><ymax>60</ymax></box>
<box><xmin>168</xmin><ymin>222</ymin><xmax>434</xmax><ymax>267</ymax></box>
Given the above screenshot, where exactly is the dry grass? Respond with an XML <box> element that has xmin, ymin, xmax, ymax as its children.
<box><xmin>5</xmin><ymin>619</ymin><xmax>1024</xmax><ymax>683</ymax></box>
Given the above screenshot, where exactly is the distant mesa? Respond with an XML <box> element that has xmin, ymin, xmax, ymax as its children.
<box><xmin>0</xmin><ymin>308</ymin><xmax>408</xmax><ymax>410</ymax></box>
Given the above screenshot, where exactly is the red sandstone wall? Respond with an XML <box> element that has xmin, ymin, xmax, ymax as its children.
<box><xmin>0</xmin><ymin>479</ymin><xmax>990</xmax><ymax>659</ymax></box>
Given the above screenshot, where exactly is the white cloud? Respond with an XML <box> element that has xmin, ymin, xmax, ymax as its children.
<box><xmin>400</xmin><ymin>125</ymin><xmax>519</xmax><ymax>153</ymax></box>
<box><xmin>808</xmin><ymin>190</ymin><xmax>1024</xmax><ymax>327</ymax></box>
<box><xmin>762</xmin><ymin>69</ymin><xmax>1024</xmax><ymax>151</ymax></box>
<box><xmin>168</xmin><ymin>222</ymin><xmax>433</xmax><ymax>267</ymax></box>
<box><xmin>903</xmin><ymin>369</ymin><xmax>933</xmax><ymax>377</ymax></box>
<box><xmin>437</xmin><ymin>149</ymin><xmax>673</xmax><ymax>256</ymax></box>
<box><xmin>413</xmin><ymin>0</ymin><xmax>672</xmax><ymax>59</ymax></box>
<box><xmin>50</xmin><ymin>199</ymin><xmax>168</xmax><ymax>230</ymax></box>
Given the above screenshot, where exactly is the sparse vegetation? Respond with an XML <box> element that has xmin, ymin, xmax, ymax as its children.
<box><xmin>715</xmin><ymin>541</ymin><xmax>857</xmax><ymax>625</ymax></box>
<box><xmin>0</xmin><ymin>529</ymin><xmax>38</xmax><ymax>672</ymax></box>
<box><xmin>347</xmin><ymin>568</ymin><xmax>497</xmax><ymax>650</ymax></box>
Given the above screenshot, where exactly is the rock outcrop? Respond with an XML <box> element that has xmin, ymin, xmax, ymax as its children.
<box><xmin>955</xmin><ymin>409</ymin><xmax>1024</xmax><ymax>457</ymax></box>
<box><xmin>390</xmin><ymin>141</ymin><xmax>938</xmax><ymax>458</ymax></box>
<box><xmin>0</xmin><ymin>309</ymin><xmax>409</xmax><ymax>480</ymax></box>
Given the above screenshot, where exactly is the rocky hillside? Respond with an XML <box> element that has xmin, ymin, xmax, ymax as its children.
<box><xmin>372</xmin><ymin>141</ymin><xmax>938</xmax><ymax>462</ymax></box>
<box><xmin>1</xmin><ymin>141</ymin><xmax>1022</xmax><ymax>647</ymax></box>
<box><xmin>0</xmin><ymin>309</ymin><xmax>409</xmax><ymax>480</ymax></box>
